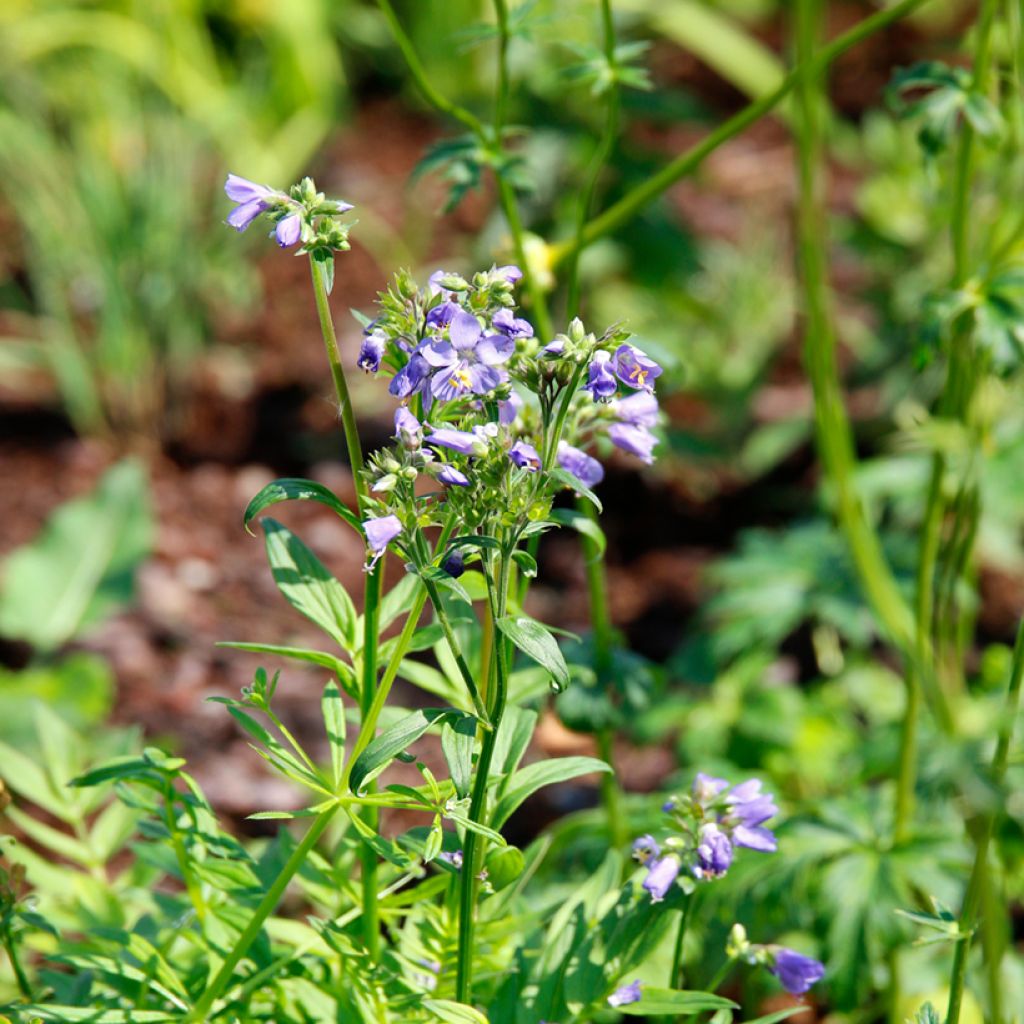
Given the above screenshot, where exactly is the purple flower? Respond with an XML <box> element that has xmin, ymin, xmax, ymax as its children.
<box><xmin>442</xmin><ymin>550</ymin><xmax>466</xmax><ymax>578</ymax></box>
<box><xmin>225</xmin><ymin>174</ymin><xmax>277</xmax><ymax>231</ymax></box>
<box><xmin>541</xmin><ymin>339</ymin><xmax>565</xmax><ymax>357</ymax></box>
<box><xmin>771</xmin><ymin>948</ymin><xmax>825</xmax><ymax>995</ymax></box>
<box><xmin>692</xmin><ymin>773</ymin><xmax>729</xmax><ymax>805</ymax></box>
<box><xmin>389</xmin><ymin>351</ymin><xmax>431</xmax><ymax>400</ymax></box>
<box><xmin>498</xmin><ymin>391</ymin><xmax>524</xmax><ymax>426</ymax></box>
<box><xmin>608</xmin><ymin>980</ymin><xmax>642</xmax><ymax>1007</ymax></box>
<box><xmin>426</xmin><ymin>300</ymin><xmax>461</xmax><ymax>329</ymax></box>
<box><xmin>557</xmin><ymin>442</ymin><xmax>604</xmax><ymax>489</ymax></box>
<box><xmin>275</xmin><ymin>212</ymin><xmax>303</xmax><ymax>248</ymax></box>
<box><xmin>439</xmin><ymin>850</ymin><xmax>463</xmax><ymax>869</ymax></box>
<box><xmin>363</xmin><ymin>515</ymin><xmax>402</xmax><ymax>571</ymax></box>
<box><xmin>509</xmin><ymin>440</ymin><xmax>541</xmax><ymax>472</ymax></box>
<box><xmin>494</xmin><ymin>264</ymin><xmax>523</xmax><ymax>283</ymax></box>
<box><xmin>643</xmin><ymin>854</ymin><xmax>681</xmax><ymax>902</ymax></box>
<box><xmin>632</xmin><ymin>834</ymin><xmax>660</xmax><ymax>865</ymax></box>
<box><xmin>394</xmin><ymin>406</ymin><xmax>422</xmax><ymax>449</ymax></box>
<box><xmin>493</xmin><ymin>308</ymin><xmax>534</xmax><ymax>339</ymax></box>
<box><xmin>614</xmin><ymin>344</ymin><xmax>662</xmax><ymax>392</ymax></box>
<box><xmin>426</xmin><ymin>426</ymin><xmax>489</xmax><ymax>457</ymax></box>
<box><xmin>608</xmin><ymin>423</ymin><xmax>658</xmax><ymax>464</ymax></box>
<box><xmin>613</xmin><ymin>391</ymin><xmax>659</xmax><ymax>429</ymax></box>
<box><xmin>584</xmin><ymin>350</ymin><xmax>618</xmax><ymax>401</ymax></box>
<box><xmin>359</xmin><ymin>329</ymin><xmax>386</xmax><ymax>373</ymax></box>
<box><xmin>438</xmin><ymin>465</ymin><xmax>471</xmax><ymax>487</ymax></box>
<box><xmin>694</xmin><ymin>824</ymin><xmax>733</xmax><ymax>880</ymax></box>
<box><xmin>726</xmin><ymin>779</ymin><xmax>778</xmax><ymax>852</ymax></box>
<box><xmin>422</xmin><ymin>309</ymin><xmax>513</xmax><ymax>401</ymax></box>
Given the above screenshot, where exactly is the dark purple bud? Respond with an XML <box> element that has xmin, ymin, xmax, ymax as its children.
<box><xmin>441</xmin><ymin>550</ymin><xmax>466</xmax><ymax>578</ymax></box>
<box><xmin>359</xmin><ymin>330</ymin><xmax>386</xmax><ymax>373</ymax></box>
<box><xmin>583</xmin><ymin>351</ymin><xmax>618</xmax><ymax>401</ymax></box>
<box><xmin>275</xmin><ymin>212</ymin><xmax>302</xmax><ymax>247</ymax></box>
<box><xmin>608</xmin><ymin>423</ymin><xmax>657</xmax><ymax>464</ymax></box>
<box><xmin>607</xmin><ymin>980</ymin><xmax>642</xmax><ymax>1007</ymax></box>
<box><xmin>541</xmin><ymin>339</ymin><xmax>566</xmax><ymax>357</ymax></box>
<box><xmin>694</xmin><ymin>824</ymin><xmax>733</xmax><ymax>880</ymax></box>
<box><xmin>613</xmin><ymin>344</ymin><xmax>662</xmax><ymax>392</ymax></box>
<box><xmin>771</xmin><ymin>948</ymin><xmax>825</xmax><ymax>995</ymax></box>
<box><xmin>389</xmin><ymin>352</ymin><xmax>431</xmax><ymax>399</ymax></box>
<box><xmin>557</xmin><ymin>442</ymin><xmax>604</xmax><ymax>488</ymax></box>
<box><xmin>438</xmin><ymin>465</ymin><xmax>471</xmax><ymax>487</ymax></box>
<box><xmin>642</xmin><ymin>854</ymin><xmax>681</xmax><ymax>902</ymax></box>
<box><xmin>508</xmin><ymin>440</ymin><xmax>541</xmax><ymax>472</ymax></box>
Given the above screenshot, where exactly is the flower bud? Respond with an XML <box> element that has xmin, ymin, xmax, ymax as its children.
<box><xmin>485</xmin><ymin>845</ymin><xmax>525</xmax><ymax>891</ymax></box>
<box><xmin>568</xmin><ymin>317</ymin><xmax>586</xmax><ymax>344</ymax></box>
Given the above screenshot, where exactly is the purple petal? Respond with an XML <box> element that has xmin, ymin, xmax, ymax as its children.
<box><xmin>613</xmin><ymin>391</ymin><xmax>659</xmax><ymax>428</ymax></box>
<box><xmin>275</xmin><ymin>213</ymin><xmax>302</xmax><ymax>247</ymax></box>
<box><xmin>613</xmin><ymin>344</ymin><xmax>662</xmax><ymax>392</ymax></box>
<box><xmin>358</xmin><ymin>330</ymin><xmax>386</xmax><ymax>373</ymax></box>
<box><xmin>732</xmin><ymin>825</ymin><xmax>777</xmax><ymax>853</ymax></box>
<box><xmin>508</xmin><ymin>440</ymin><xmax>541</xmax><ymax>472</ymax></box>
<box><xmin>394</xmin><ymin>406</ymin><xmax>422</xmax><ymax>448</ymax></box>
<box><xmin>557</xmin><ymin>442</ymin><xmax>604</xmax><ymax>488</ymax></box>
<box><xmin>449</xmin><ymin>309</ymin><xmax>483</xmax><ymax>350</ymax></box>
<box><xmin>467</xmin><ymin>362</ymin><xmax>503</xmax><ymax>394</ymax></box>
<box><xmin>426</xmin><ymin>427</ymin><xmax>482</xmax><ymax>456</ymax></box>
<box><xmin>421</xmin><ymin>340</ymin><xmax>457</xmax><ymax>368</ymax></box>
<box><xmin>608</xmin><ymin>423</ymin><xmax>657</xmax><ymax>464</ymax></box>
<box><xmin>498</xmin><ymin>392</ymin><xmax>524</xmax><ymax>425</ymax></box>
<box><xmin>438</xmin><ymin>465</ymin><xmax>471</xmax><ymax>487</ymax></box>
<box><xmin>772</xmin><ymin>949</ymin><xmax>825</xmax><ymax>995</ymax></box>
<box><xmin>476</xmin><ymin>334</ymin><xmax>515</xmax><ymax>366</ymax></box>
<box><xmin>608</xmin><ymin>980</ymin><xmax>643</xmax><ymax>1007</ymax></box>
<box><xmin>643</xmin><ymin>855</ymin><xmax>681</xmax><ymax>901</ymax></box>
<box><xmin>225</xmin><ymin>173</ymin><xmax>273</xmax><ymax>203</ymax></box>
<box><xmin>495</xmin><ymin>264</ymin><xmax>523</xmax><ymax>283</ymax></box>
<box><xmin>226</xmin><ymin>198</ymin><xmax>268</xmax><ymax>231</ymax></box>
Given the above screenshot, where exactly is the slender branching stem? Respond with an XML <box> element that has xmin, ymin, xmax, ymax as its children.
<box><xmin>946</xmin><ymin>617</ymin><xmax>1024</xmax><ymax>1024</ymax></box>
<box><xmin>550</xmin><ymin>0</ymin><xmax>934</xmax><ymax>269</ymax></box>
<box><xmin>669</xmin><ymin>894</ymin><xmax>693</xmax><ymax>989</ymax></box>
<box><xmin>2</xmin><ymin>928</ymin><xmax>33</xmax><ymax>1001</ymax></box>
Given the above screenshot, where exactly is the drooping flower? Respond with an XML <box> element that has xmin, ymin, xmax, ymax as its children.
<box><xmin>275</xmin><ymin>212</ymin><xmax>303</xmax><ymax>248</ymax></box>
<box><xmin>608</xmin><ymin>422</ymin><xmax>658</xmax><ymax>464</ymax></box>
<box><xmin>770</xmin><ymin>948</ymin><xmax>825</xmax><ymax>995</ymax></box>
<box><xmin>632</xmin><ymin>834</ymin><xmax>660</xmax><ymax>865</ymax></box>
<box><xmin>583</xmin><ymin>350</ymin><xmax>618</xmax><ymax>401</ymax></box>
<box><xmin>608</xmin><ymin>980</ymin><xmax>643</xmax><ymax>1007</ymax></box>
<box><xmin>426</xmin><ymin>426</ymin><xmax>490</xmax><ymax>457</ymax></box>
<box><xmin>422</xmin><ymin>309</ymin><xmax>513</xmax><ymax>401</ymax></box>
<box><xmin>438</xmin><ymin>465</ymin><xmax>471</xmax><ymax>487</ymax></box>
<box><xmin>363</xmin><ymin>515</ymin><xmax>402</xmax><ymax>571</ymax></box>
<box><xmin>494</xmin><ymin>264</ymin><xmax>523</xmax><ymax>283</ymax></box>
<box><xmin>612</xmin><ymin>390</ymin><xmax>660</xmax><ymax>429</ymax></box>
<box><xmin>557</xmin><ymin>442</ymin><xmax>604</xmax><ymax>489</ymax></box>
<box><xmin>359</xmin><ymin>329</ymin><xmax>387</xmax><ymax>373</ymax></box>
<box><xmin>694</xmin><ymin>824</ymin><xmax>733</xmax><ymax>880</ymax></box>
<box><xmin>492</xmin><ymin>308</ymin><xmax>534</xmax><ymax>339</ymax></box>
<box><xmin>643</xmin><ymin>854</ymin><xmax>681</xmax><ymax>902</ymax></box>
<box><xmin>508</xmin><ymin>440</ymin><xmax>541</xmax><ymax>472</ymax></box>
<box><xmin>394</xmin><ymin>406</ymin><xmax>422</xmax><ymax>449</ymax></box>
<box><xmin>726</xmin><ymin>779</ymin><xmax>779</xmax><ymax>853</ymax></box>
<box><xmin>498</xmin><ymin>391</ymin><xmax>524</xmax><ymax>426</ymax></box>
<box><xmin>692</xmin><ymin>773</ymin><xmax>729</xmax><ymax>805</ymax></box>
<box><xmin>614</xmin><ymin>344</ymin><xmax>662</xmax><ymax>392</ymax></box>
<box><xmin>225</xmin><ymin>174</ymin><xmax>279</xmax><ymax>231</ymax></box>
<box><xmin>389</xmin><ymin>351</ymin><xmax>431</xmax><ymax>400</ymax></box>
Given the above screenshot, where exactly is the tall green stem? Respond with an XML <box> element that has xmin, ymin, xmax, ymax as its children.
<box><xmin>669</xmin><ymin>895</ymin><xmax>693</xmax><ymax>989</ymax></box>
<box><xmin>455</xmin><ymin>549</ymin><xmax>512</xmax><ymax>1003</ymax></box>
<box><xmin>2</xmin><ymin>928</ymin><xmax>32</xmax><ymax>1001</ymax></box>
<box><xmin>945</xmin><ymin>617</ymin><xmax>1024</xmax><ymax>1024</ymax></box>
<box><xmin>183</xmin><ymin>807</ymin><xmax>338</xmax><ymax>1022</ymax></box>
<box><xmin>550</xmin><ymin>0</ymin><xmax>933</xmax><ymax>269</ymax></box>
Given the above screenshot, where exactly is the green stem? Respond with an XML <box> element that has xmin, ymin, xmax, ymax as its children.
<box><xmin>455</xmin><ymin>550</ymin><xmax>512</xmax><ymax>1003</ymax></box>
<box><xmin>2</xmin><ymin>927</ymin><xmax>32</xmax><ymax>1001</ymax></box>
<box><xmin>550</xmin><ymin>0</ymin><xmax>934</xmax><ymax>269</ymax></box>
<box><xmin>183</xmin><ymin>806</ymin><xmax>338</xmax><ymax>1022</ymax></box>
<box><xmin>669</xmin><ymin>895</ymin><xmax>693</xmax><ymax>989</ymax></box>
<box><xmin>946</xmin><ymin>616</ymin><xmax>1024</xmax><ymax>1024</ymax></box>
<box><xmin>492</xmin><ymin>0</ymin><xmax>511</xmax><ymax>138</ymax></box>
<box><xmin>565</xmin><ymin>0</ymin><xmax>620</xmax><ymax>319</ymax></box>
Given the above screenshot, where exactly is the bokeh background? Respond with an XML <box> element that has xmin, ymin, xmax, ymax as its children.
<box><xmin>4</xmin><ymin>6</ymin><xmax>1023</xmax><ymax>1000</ymax></box>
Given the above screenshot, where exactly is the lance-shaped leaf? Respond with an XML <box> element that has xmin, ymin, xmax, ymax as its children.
<box><xmin>496</xmin><ymin>615</ymin><xmax>570</xmax><ymax>692</ymax></box>
<box><xmin>615</xmin><ymin>989</ymin><xmax>737</xmax><ymax>1016</ymax></box>
<box><xmin>243</xmin><ymin>477</ymin><xmax>361</xmax><ymax>535</ymax></box>
<box><xmin>349</xmin><ymin>708</ymin><xmax>477</xmax><ymax>793</ymax></box>
<box><xmin>492</xmin><ymin>756</ymin><xmax>612</xmax><ymax>828</ymax></box>
<box><xmin>262</xmin><ymin>518</ymin><xmax>357</xmax><ymax>650</ymax></box>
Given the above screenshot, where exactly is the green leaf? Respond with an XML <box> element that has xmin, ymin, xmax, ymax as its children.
<box><xmin>350</xmin><ymin>708</ymin><xmax>476</xmax><ymax>792</ymax></box>
<box><xmin>69</xmin><ymin>754</ymin><xmax>159</xmax><ymax>789</ymax></box>
<box><xmin>23</xmin><ymin>1009</ymin><xmax>177</xmax><ymax>1023</ymax></box>
<box><xmin>0</xmin><ymin>459</ymin><xmax>151</xmax><ymax>651</ymax></box>
<box><xmin>226</xmin><ymin>706</ymin><xmax>327</xmax><ymax>792</ymax></box>
<box><xmin>740</xmin><ymin>1009</ymin><xmax>810</xmax><ymax>1024</ymax></box>
<box><xmin>262</xmin><ymin>518</ymin><xmax>357</xmax><ymax>650</ymax></box>
<box><xmin>547</xmin><ymin>508</ymin><xmax>606</xmax><ymax>557</ymax></box>
<box><xmin>496</xmin><ymin>615</ymin><xmax>570</xmax><ymax>692</ymax></box>
<box><xmin>492</xmin><ymin>756</ymin><xmax>612</xmax><ymax>828</ymax></box>
<box><xmin>616</xmin><ymin>989</ymin><xmax>737</xmax><ymax>1016</ymax></box>
<box><xmin>217</xmin><ymin>642</ymin><xmax>356</xmax><ymax>696</ymax></box>
<box><xmin>421</xmin><ymin>999</ymin><xmax>489</xmax><ymax>1023</ymax></box>
<box><xmin>442</xmin><ymin>716</ymin><xmax>477</xmax><ymax>799</ymax></box>
<box><xmin>0</xmin><ymin>739</ymin><xmax>71</xmax><ymax>815</ymax></box>
<box><xmin>322</xmin><ymin>680</ymin><xmax>347</xmax><ymax>786</ymax></box>
<box><xmin>549</xmin><ymin>467</ymin><xmax>603</xmax><ymax>512</ymax></box>
<box><xmin>243</xmin><ymin>477</ymin><xmax>360</xmax><ymax>535</ymax></box>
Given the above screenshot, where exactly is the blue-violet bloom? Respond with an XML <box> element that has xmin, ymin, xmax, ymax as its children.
<box><xmin>427</xmin><ymin>426</ymin><xmax>490</xmax><ymax>457</ymax></box>
<box><xmin>509</xmin><ymin>440</ymin><xmax>541</xmax><ymax>472</ymax></box>
<box><xmin>394</xmin><ymin>406</ymin><xmax>422</xmax><ymax>449</ymax></box>
<box><xmin>608</xmin><ymin>980</ymin><xmax>643</xmax><ymax>1007</ymax></box>
<box><xmin>557</xmin><ymin>441</ymin><xmax>604</xmax><ymax>488</ymax></box>
<box><xmin>643</xmin><ymin>854</ymin><xmax>681</xmax><ymax>902</ymax></box>
<box><xmin>614</xmin><ymin>344</ymin><xmax>662</xmax><ymax>392</ymax></box>
<box><xmin>771</xmin><ymin>948</ymin><xmax>825</xmax><ymax>995</ymax></box>
<box><xmin>584</xmin><ymin>350</ymin><xmax>618</xmax><ymax>401</ymax></box>
<box><xmin>438</xmin><ymin>465</ymin><xmax>471</xmax><ymax>487</ymax></box>
<box><xmin>363</xmin><ymin>515</ymin><xmax>402</xmax><ymax>572</ymax></box>
<box><xmin>389</xmin><ymin>351</ymin><xmax>431</xmax><ymax>400</ymax></box>
<box><xmin>422</xmin><ymin>309</ymin><xmax>513</xmax><ymax>401</ymax></box>
<box><xmin>694</xmin><ymin>823</ymin><xmax>733</xmax><ymax>880</ymax></box>
<box><xmin>632</xmin><ymin>834</ymin><xmax>660</xmax><ymax>865</ymax></box>
<box><xmin>359</xmin><ymin>329</ymin><xmax>386</xmax><ymax>373</ymax></box>
<box><xmin>225</xmin><ymin>174</ymin><xmax>278</xmax><ymax>231</ymax></box>
<box><xmin>494</xmin><ymin>264</ymin><xmax>523</xmax><ymax>283</ymax></box>
<box><xmin>613</xmin><ymin>390</ymin><xmax>659</xmax><ymax>428</ymax></box>
<box><xmin>493</xmin><ymin>308</ymin><xmax>534</xmax><ymax>339</ymax></box>
<box><xmin>608</xmin><ymin>422</ymin><xmax>658</xmax><ymax>464</ymax></box>
<box><xmin>442</xmin><ymin>550</ymin><xmax>466</xmax><ymax>578</ymax></box>
<box><xmin>275</xmin><ymin>212</ymin><xmax>302</xmax><ymax>248</ymax></box>
<box><xmin>498</xmin><ymin>391</ymin><xmax>524</xmax><ymax>426</ymax></box>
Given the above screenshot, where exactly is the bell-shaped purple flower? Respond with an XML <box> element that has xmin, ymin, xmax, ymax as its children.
<box><xmin>426</xmin><ymin>300</ymin><xmax>461</xmax><ymax>329</ymax></box>
<box><xmin>498</xmin><ymin>391</ymin><xmax>524</xmax><ymax>426</ymax></box>
<box><xmin>389</xmin><ymin>351</ymin><xmax>431</xmax><ymax>400</ymax></box>
<box><xmin>557</xmin><ymin>442</ymin><xmax>604</xmax><ymax>488</ymax></box>
<box><xmin>494</xmin><ymin>264</ymin><xmax>523</xmax><ymax>283</ymax></box>
<box><xmin>426</xmin><ymin>426</ymin><xmax>490</xmax><ymax>457</ymax></box>
<box><xmin>394</xmin><ymin>406</ymin><xmax>422</xmax><ymax>449</ymax></box>
<box><xmin>422</xmin><ymin>309</ymin><xmax>513</xmax><ymax>401</ymax></box>
<box><xmin>583</xmin><ymin>350</ymin><xmax>618</xmax><ymax>401</ymax></box>
<box><xmin>438</xmin><ymin>465</ymin><xmax>471</xmax><ymax>487</ymax></box>
<box><xmin>359</xmin><ymin>330</ymin><xmax>386</xmax><ymax>373</ymax></box>
<box><xmin>608</xmin><ymin>980</ymin><xmax>642</xmax><ymax>1007</ymax></box>
<box><xmin>275</xmin><ymin>212</ymin><xmax>303</xmax><ymax>248</ymax></box>
<box><xmin>614</xmin><ymin>344</ymin><xmax>662</xmax><ymax>392</ymax></box>
<box><xmin>642</xmin><ymin>854</ymin><xmax>681</xmax><ymax>902</ymax></box>
<box><xmin>225</xmin><ymin>174</ymin><xmax>276</xmax><ymax>231</ymax></box>
<box><xmin>363</xmin><ymin>515</ymin><xmax>402</xmax><ymax>571</ymax></box>
<box><xmin>631</xmin><ymin>834</ymin><xmax>660</xmax><ymax>865</ymax></box>
<box><xmin>608</xmin><ymin>423</ymin><xmax>657</xmax><ymax>464</ymax></box>
<box><xmin>771</xmin><ymin>948</ymin><xmax>825</xmax><ymax>995</ymax></box>
<box><xmin>493</xmin><ymin>308</ymin><xmax>534</xmax><ymax>339</ymax></box>
<box><xmin>613</xmin><ymin>391</ymin><xmax>659</xmax><ymax>429</ymax></box>
<box><xmin>694</xmin><ymin>823</ymin><xmax>733</xmax><ymax>880</ymax></box>
<box><xmin>508</xmin><ymin>440</ymin><xmax>541</xmax><ymax>472</ymax></box>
